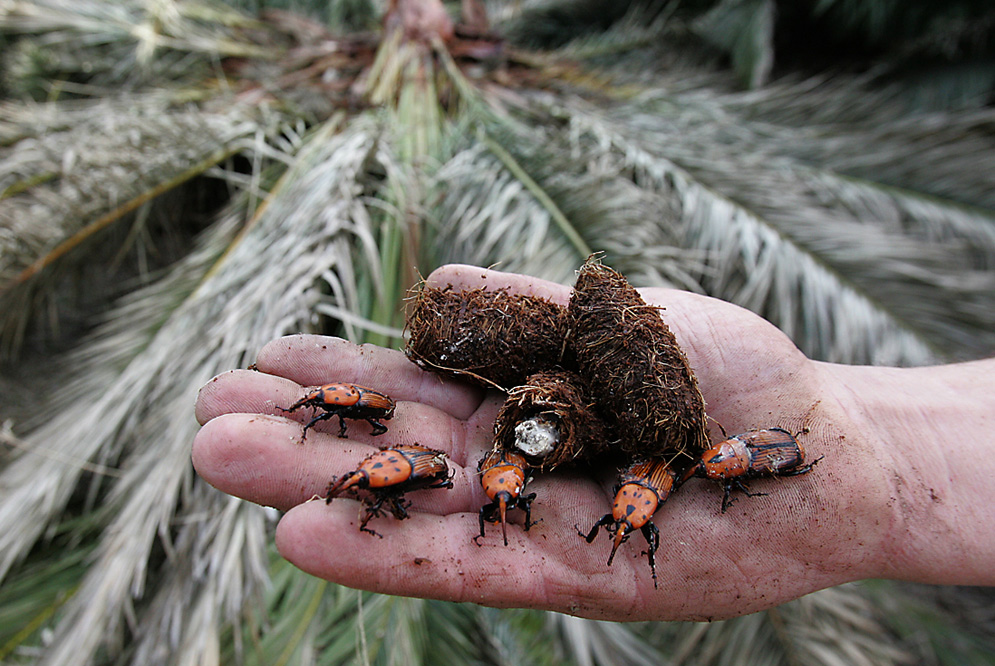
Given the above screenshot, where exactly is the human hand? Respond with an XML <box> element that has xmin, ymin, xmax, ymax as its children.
<box><xmin>193</xmin><ymin>264</ymin><xmax>896</xmax><ymax>621</ymax></box>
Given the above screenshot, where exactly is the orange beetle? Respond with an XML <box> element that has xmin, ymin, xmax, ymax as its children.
<box><xmin>325</xmin><ymin>444</ymin><xmax>453</xmax><ymax>536</ymax></box>
<box><xmin>280</xmin><ymin>383</ymin><xmax>395</xmax><ymax>442</ymax></box>
<box><xmin>474</xmin><ymin>449</ymin><xmax>536</xmax><ymax>546</ymax></box>
<box><xmin>685</xmin><ymin>427</ymin><xmax>822</xmax><ymax>512</ymax></box>
<box><xmin>580</xmin><ymin>459</ymin><xmax>679</xmax><ymax>588</ymax></box>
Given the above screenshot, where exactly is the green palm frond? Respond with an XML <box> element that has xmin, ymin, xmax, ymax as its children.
<box><xmin>693</xmin><ymin>0</ymin><xmax>775</xmax><ymax>88</ymax></box>
<box><xmin>552</xmin><ymin>2</ymin><xmax>679</xmax><ymax>62</ymax></box>
<box><xmin>220</xmin><ymin>555</ymin><xmax>326</xmax><ymax>666</ymax></box>
<box><xmin>503</xmin><ymin>0</ymin><xmax>650</xmax><ymax>51</ymax></box>
<box><xmin>0</xmin><ymin>536</ymin><xmax>90</xmax><ymax>662</ymax></box>
<box><xmin>868</xmin><ymin>582</ymin><xmax>995</xmax><ymax>666</ymax></box>
<box><xmin>550</xmin><ymin>613</ymin><xmax>664</xmax><ymax>665</ymax></box>
<box><xmin>628</xmin><ymin>584</ymin><xmax>911</xmax><ymax>666</ymax></box>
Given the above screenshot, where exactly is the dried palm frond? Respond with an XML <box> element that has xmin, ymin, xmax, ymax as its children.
<box><xmin>704</xmin><ymin>77</ymin><xmax>995</xmax><ymax>211</ymax></box>
<box><xmin>1</xmin><ymin>0</ymin><xmax>270</xmax><ymax>90</ymax></box>
<box><xmin>125</xmin><ymin>490</ymin><xmax>272</xmax><ymax>666</ymax></box>
<box><xmin>431</xmin><ymin>121</ymin><xmax>695</xmax><ymax>289</ymax></box>
<box><xmin>2</xmin><ymin>117</ymin><xmax>396</xmax><ymax>665</ymax></box>
<box><xmin>0</xmin><ymin>94</ymin><xmax>272</xmax><ymax>355</ymax></box>
<box><xmin>550</xmin><ymin>613</ymin><xmax>663</xmax><ymax>666</ymax></box>
<box><xmin>431</xmin><ymin>141</ymin><xmax>588</xmax><ymax>284</ymax></box>
<box><xmin>0</xmin><ymin>204</ymin><xmax>241</xmax><ymax>580</ymax></box>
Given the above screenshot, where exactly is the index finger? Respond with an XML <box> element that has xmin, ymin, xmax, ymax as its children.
<box><xmin>426</xmin><ymin>264</ymin><xmax>572</xmax><ymax>305</ymax></box>
<box><xmin>255</xmin><ymin>334</ymin><xmax>486</xmax><ymax>421</ymax></box>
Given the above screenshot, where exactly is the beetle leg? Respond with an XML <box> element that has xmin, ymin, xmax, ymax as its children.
<box><xmin>367</xmin><ymin>418</ymin><xmax>388</xmax><ymax>436</ymax></box>
<box><xmin>735</xmin><ymin>479</ymin><xmax>767</xmax><ymax>498</ymax></box>
<box><xmin>425</xmin><ymin>475</ymin><xmax>455</xmax><ymax>490</ymax></box>
<box><xmin>720</xmin><ymin>482</ymin><xmax>735</xmax><ymax>513</ymax></box>
<box><xmin>781</xmin><ymin>455</ymin><xmax>824</xmax><ymax>477</ymax></box>
<box><xmin>384</xmin><ymin>495</ymin><xmax>410</xmax><ymax>521</ymax></box>
<box><xmin>474</xmin><ymin>503</ymin><xmax>496</xmax><ymax>545</ymax></box>
<box><xmin>579</xmin><ymin>514</ymin><xmax>614</xmax><ymax>542</ymax></box>
<box><xmin>719</xmin><ymin>480</ymin><xmax>765</xmax><ymax>511</ymax></box>
<box><xmin>641</xmin><ymin>522</ymin><xmax>660</xmax><ymax>589</ymax></box>
<box><xmin>722</xmin><ymin>479</ymin><xmax>766</xmax><ymax>512</ymax></box>
<box><xmin>336</xmin><ymin>414</ymin><xmax>349</xmax><ymax>438</ymax></box>
<box><xmin>521</xmin><ymin>492</ymin><xmax>537</xmax><ymax>531</ymax></box>
<box><xmin>301</xmin><ymin>410</ymin><xmax>337</xmax><ymax>442</ymax></box>
<box><xmin>359</xmin><ymin>496</ymin><xmax>387</xmax><ymax>538</ymax></box>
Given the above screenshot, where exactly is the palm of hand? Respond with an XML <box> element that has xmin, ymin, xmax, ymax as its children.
<box><xmin>193</xmin><ymin>266</ymin><xmax>888</xmax><ymax>621</ymax></box>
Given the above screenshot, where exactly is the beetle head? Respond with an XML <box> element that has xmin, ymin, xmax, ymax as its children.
<box><xmin>325</xmin><ymin>471</ymin><xmax>365</xmax><ymax>500</ymax></box>
<box><xmin>606</xmin><ymin>520</ymin><xmax>632</xmax><ymax>566</ymax></box>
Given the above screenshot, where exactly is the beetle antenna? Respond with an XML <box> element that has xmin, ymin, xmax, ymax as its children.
<box><xmin>707</xmin><ymin>414</ymin><xmax>728</xmax><ymax>440</ymax></box>
<box><xmin>795</xmin><ymin>399</ymin><xmax>822</xmax><ymax>437</ymax></box>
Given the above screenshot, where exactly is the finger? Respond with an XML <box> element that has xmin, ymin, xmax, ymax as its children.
<box><xmin>254</xmin><ymin>334</ymin><xmax>486</xmax><ymax>420</ymax></box>
<box><xmin>196</xmin><ymin>369</ymin><xmax>504</xmax><ymax>464</ymax></box>
<box><xmin>275</xmin><ymin>472</ymin><xmax>856</xmax><ymax>621</ymax></box>
<box><xmin>273</xmin><ymin>486</ymin><xmax>718</xmax><ymax>620</ymax></box>
<box><xmin>196</xmin><ymin>368</ymin><xmax>405</xmax><ymax>442</ymax></box>
<box><xmin>192</xmin><ymin>412</ymin><xmax>481</xmax><ymax>512</ymax></box>
<box><xmin>425</xmin><ymin>264</ymin><xmax>572</xmax><ymax>305</ymax></box>
<box><xmin>274</xmin><ymin>486</ymin><xmax>635</xmax><ymax>618</ymax></box>
<box><xmin>195</xmin><ymin>369</ymin><xmax>300</xmax><ymax>425</ymax></box>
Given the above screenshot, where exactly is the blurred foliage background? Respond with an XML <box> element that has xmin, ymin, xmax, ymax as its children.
<box><xmin>1</xmin><ymin>0</ymin><xmax>995</xmax><ymax>663</ymax></box>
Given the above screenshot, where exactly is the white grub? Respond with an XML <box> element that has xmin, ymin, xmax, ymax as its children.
<box><xmin>513</xmin><ymin>416</ymin><xmax>560</xmax><ymax>458</ymax></box>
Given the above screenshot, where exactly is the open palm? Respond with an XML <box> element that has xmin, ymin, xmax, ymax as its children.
<box><xmin>193</xmin><ymin>265</ymin><xmax>891</xmax><ymax>621</ymax></box>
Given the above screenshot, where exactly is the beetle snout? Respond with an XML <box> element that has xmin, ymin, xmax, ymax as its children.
<box><xmin>606</xmin><ymin>522</ymin><xmax>630</xmax><ymax>566</ymax></box>
<box><xmin>325</xmin><ymin>471</ymin><xmax>365</xmax><ymax>500</ymax></box>
<box><xmin>494</xmin><ymin>492</ymin><xmax>512</xmax><ymax>545</ymax></box>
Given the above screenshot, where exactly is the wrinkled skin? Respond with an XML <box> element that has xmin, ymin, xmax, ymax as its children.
<box><xmin>193</xmin><ymin>265</ymin><xmax>995</xmax><ymax>621</ymax></box>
